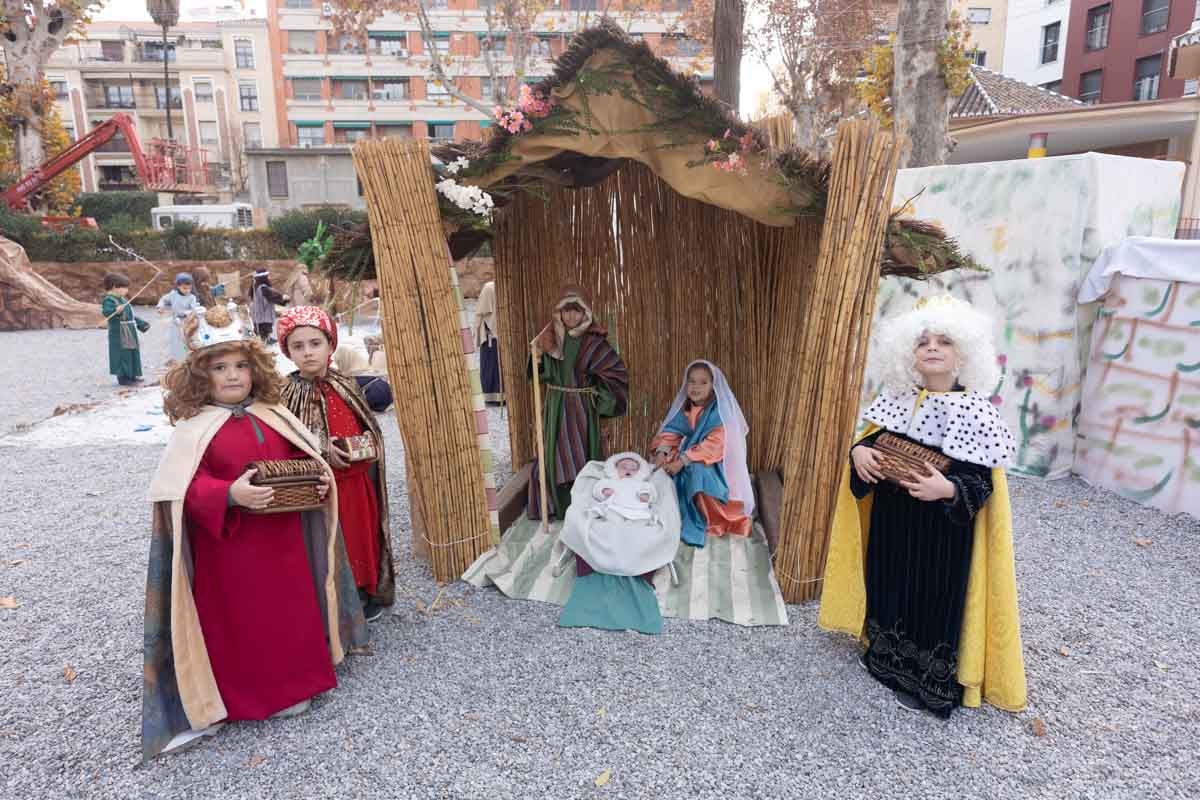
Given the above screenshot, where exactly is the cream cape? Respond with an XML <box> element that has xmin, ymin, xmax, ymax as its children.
<box><xmin>147</xmin><ymin>402</ymin><xmax>348</xmax><ymax>732</ymax></box>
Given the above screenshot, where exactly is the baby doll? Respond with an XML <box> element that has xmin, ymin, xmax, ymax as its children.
<box><xmin>590</xmin><ymin>452</ymin><xmax>658</xmax><ymax>522</ymax></box>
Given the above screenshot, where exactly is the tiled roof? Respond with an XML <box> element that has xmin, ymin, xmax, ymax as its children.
<box><xmin>953</xmin><ymin>66</ymin><xmax>1083</xmax><ymax>119</ymax></box>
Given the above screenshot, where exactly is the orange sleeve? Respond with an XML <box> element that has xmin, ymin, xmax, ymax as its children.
<box><xmin>650</xmin><ymin>431</ymin><xmax>683</xmax><ymax>458</ymax></box>
<box><xmin>684</xmin><ymin>425</ymin><xmax>726</xmax><ymax>465</ymax></box>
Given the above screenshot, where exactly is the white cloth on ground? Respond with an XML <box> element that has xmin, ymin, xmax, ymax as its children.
<box><xmin>560</xmin><ymin>459</ymin><xmax>680</xmax><ymax>577</ymax></box>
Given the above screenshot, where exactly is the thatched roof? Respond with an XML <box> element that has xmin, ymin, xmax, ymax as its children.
<box><xmin>330</xmin><ymin>20</ymin><xmax>979</xmax><ymax>279</ymax></box>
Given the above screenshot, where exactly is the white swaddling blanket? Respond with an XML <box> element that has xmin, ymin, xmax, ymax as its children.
<box><xmin>560</xmin><ymin>461</ymin><xmax>681</xmax><ymax>577</ymax></box>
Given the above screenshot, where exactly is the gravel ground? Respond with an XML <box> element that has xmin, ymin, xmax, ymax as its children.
<box><xmin>1</xmin><ymin>326</ymin><xmax>1198</xmax><ymax>800</ymax></box>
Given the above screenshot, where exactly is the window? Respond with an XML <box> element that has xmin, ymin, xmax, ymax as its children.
<box><xmin>266</xmin><ymin>161</ymin><xmax>288</xmax><ymax>197</ymax></box>
<box><xmin>1041</xmin><ymin>22</ymin><xmax>1060</xmax><ymax>64</ymax></box>
<box><xmin>433</xmin><ymin>34</ymin><xmax>452</xmax><ymax>55</ymax></box>
<box><xmin>104</xmin><ymin>84</ymin><xmax>135</xmax><ymax>108</ymax></box>
<box><xmin>141</xmin><ymin>41</ymin><xmax>176</xmax><ymax>62</ymax></box>
<box><xmin>154</xmin><ymin>86</ymin><xmax>183</xmax><ymax>109</ymax></box>
<box><xmin>332</xmin><ymin>35</ymin><xmax>364</xmax><ymax>54</ymax></box>
<box><xmin>479</xmin><ymin>34</ymin><xmax>506</xmax><ymax>54</ymax></box>
<box><xmin>1187</xmin><ymin>79</ymin><xmax>1200</xmax><ymax>96</ymax></box>
<box><xmin>291</xmin><ymin>78</ymin><xmax>323</xmax><ymax>101</ymax></box>
<box><xmin>284</xmin><ymin>0</ymin><xmax>312</xmax><ymax>8</ymax></box>
<box><xmin>297</xmin><ymin>125</ymin><xmax>326</xmax><ymax>147</ymax></box>
<box><xmin>100</xmin><ymin>40</ymin><xmax>124</xmax><ymax>62</ymax></box>
<box><xmin>235</xmin><ymin>38</ymin><xmax>255</xmax><ymax>69</ymax></box>
<box><xmin>429</xmin><ymin>122</ymin><xmax>455</xmax><ymax>140</ymax></box>
<box><xmin>193</xmin><ymin>79</ymin><xmax>213</xmax><ymax>103</ymax></box>
<box><xmin>427</xmin><ymin>80</ymin><xmax>451</xmax><ymax>100</ymax></box>
<box><xmin>1079</xmin><ymin>69</ymin><xmax>1103</xmax><ymax>104</ymax></box>
<box><xmin>377</xmin><ymin>124</ymin><xmax>413</xmax><ymax>139</ymax></box>
<box><xmin>50</xmin><ymin>80</ymin><xmax>68</xmax><ymax>100</ymax></box>
<box><xmin>530</xmin><ymin>36</ymin><xmax>554</xmax><ymax>59</ymax></box>
<box><xmin>1134</xmin><ymin>54</ymin><xmax>1162</xmax><ymax>100</ymax></box>
<box><xmin>288</xmin><ymin>31</ymin><xmax>317</xmax><ymax>54</ymax></box>
<box><xmin>967</xmin><ymin>50</ymin><xmax>987</xmax><ymax>66</ymax></box>
<box><xmin>64</xmin><ymin>123</ymin><xmax>75</xmax><ymax>141</ymax></box>
<box><xmin>967</xmin><ymin>7</ymin><xmax>991</xmax><ymax>24</ymax></box>
<box><xmin>239</xmin><ymin>82</ymin><xmax>259</xmax><ymax>111</ymax></box>
<box><xmin>1086</xmin><ymin>5</ymin><xmax>1110</xmax><ymax>50</ymax></box>
<box><xmin>334</xmin><ymin>127</ymin><xmax>368</xmax><ymax>144</ymax></box>
<box><xmin>428</xmin><ymin>0</ymin><xmax>448</xmax><ymax>7</ymax></box>
<box><xmin>664</xmin><ymin>34</ymin><xmax>704</xmax><ymax>56</ymax></box>
<box><xmin>567</xmin><ymin>0</ymin><xmax>598</xmax><ymax>9</ymax></box>
<box><xmin>199</xmin><ymin>121</ymin><xmax>219</xmax><ymax>146</ymax></box>
<box><xmin>372</xmin><ymin>79</ymin><xmax>410</xmax><ymax>101</ymax></box>
<box><xmin>480</xmin><ymin>76</ymin><xmax>497</xmax><ymax>101</ymax></box>
<box><xmin>98</xmin><ymin>164</ymin><xmax>139</xmax><ymax>189</ymax></box>
<box><xmin>1141</xmin><ymin>0</ymin><xmax>1170</xmax><ymax>35</ymax></box>
<box><xmin>371</xmin><ymin>34</ymin><xmax>408</xmax><ymax>56</ymax></box>
<box><xmin>1040</xmin><ymin>80</ymin><xmax>1062</xmax><ymax>94</ymax></box>
<box><xmin>243</xmin><ymin>121</ymin><xmax>263</xmax><ymax>148</ymax></box>
<box><xmin>335</xmin><ymin>79</ymin><xmax>368</xmax><ymax>100</ymax></box>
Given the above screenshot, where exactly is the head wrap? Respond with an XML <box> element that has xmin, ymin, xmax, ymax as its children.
<box><xmin>276</xmin><ymin>305</ymin><xmax>338</xmax><ymax>360</ymax></box>
<box><xmin>533</xmin><ymin>286</ymin><xmax>606</xmax><ymax>360</ymax></box>
<box><xmin>657</xmin><ymin>359</ymin><xmax>754</xmax><ymax>518</ymax></box>
<box><xmin>174</xmin><ymin>272</ymin><xmax>193</xmax><ymax>286</ymax></box>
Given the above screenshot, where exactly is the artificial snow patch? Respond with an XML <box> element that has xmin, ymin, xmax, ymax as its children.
<box><xmin>0</xmin><ymin>387</ymin><xmax>173</xmax><ymax>449</ymax></box>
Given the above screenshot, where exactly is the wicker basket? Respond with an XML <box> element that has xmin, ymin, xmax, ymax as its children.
<box><xmin>247</xmin><ymin>457</ymin><xmax>325</xmax><ymax>514</ymax></box>
<box><xmin>872</xmin><ymin>432</ymin><xmax>951</xmax><ymax>484</ymax></box>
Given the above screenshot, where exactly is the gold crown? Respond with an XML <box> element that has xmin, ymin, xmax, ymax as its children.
<box><xmin>913</xmin><ymin>293</ymin><xmax>966</xmax><ymax>312</ymax></box>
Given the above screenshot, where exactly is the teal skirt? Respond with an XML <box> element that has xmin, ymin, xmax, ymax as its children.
<box><xmin>558</xmin><ymin>573</ymin><xmax>663</xmax><ymax>635</ymax></box>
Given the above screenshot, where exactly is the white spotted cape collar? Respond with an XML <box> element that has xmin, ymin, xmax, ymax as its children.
<box><xmin>864</xmin><ymin>389</ymin><xmax>1015</xmax><ymax>469</ymax></box>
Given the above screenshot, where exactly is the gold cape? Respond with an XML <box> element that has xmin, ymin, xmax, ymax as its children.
<box><xmin>817</xmin><ymin>422</ymin><xmax>1028</xmax><ymax>712</ymax></box>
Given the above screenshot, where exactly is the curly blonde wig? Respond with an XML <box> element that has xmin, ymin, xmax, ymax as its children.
<box><xmin>162</xmin><ymin>338</ymin><xmax>283</xmax><ymax>423</ymax></box>
<box><xmin>869</xmin><ymin>297</ymin><xmax>1000</xmax><ymax>394</ymax></box>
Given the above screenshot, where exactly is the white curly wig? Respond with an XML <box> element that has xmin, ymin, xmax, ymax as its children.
<box><xmin>869</xmin><ymin>295</ymin><xmax>1000</xmax><ymax>394</ymax></box>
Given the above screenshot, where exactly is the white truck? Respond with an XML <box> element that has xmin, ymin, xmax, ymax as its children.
<box><xmin>151</xmin><ymin>203</ymin><xmax>254</xmax><ymax>230</ymax></box>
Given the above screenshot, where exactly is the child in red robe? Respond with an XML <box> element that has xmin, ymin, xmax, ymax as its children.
<box><xmin>142</xmin><ymin>303</ymin><xmax>367</xmax><ymax>761</ymax></box>
<box><xmin>277</xmin><ymin>306</ymin><xmax>396</xmax><ymax>622</ymax></box>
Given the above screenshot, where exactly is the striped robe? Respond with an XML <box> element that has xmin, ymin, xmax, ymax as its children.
<box><xmin>528</xmin><ymin>330</ymin><xmax>628</xmax><ymax>518</ymax></box>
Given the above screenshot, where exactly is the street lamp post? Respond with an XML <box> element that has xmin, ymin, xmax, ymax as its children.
<box><xmin>146</xmin><ymin>0</ymin><xmax>180</xmax><ymax>142</ymax></box>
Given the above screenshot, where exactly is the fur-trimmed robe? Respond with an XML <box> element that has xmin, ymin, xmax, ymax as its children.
<box><xmin>142</xmin><ymin>402</ymin><xmax>368</xmax><ymax>761</ymax></box>
<box><xmin>280</xmin><ymin>370</ymin><xmax>396</xmax><ymax>606</ymax></box>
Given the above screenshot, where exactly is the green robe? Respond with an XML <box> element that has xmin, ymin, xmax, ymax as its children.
<box><xmin>102</xmin><ymin>293</ymin><xmax>149</xmax><ymax>381</ymax></box>
<box><xmin>531</xmin><ymin>331</ymin><xmax>628</xmax><ymax>518</ymax></box>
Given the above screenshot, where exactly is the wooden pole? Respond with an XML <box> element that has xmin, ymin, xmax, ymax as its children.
<box><xmin>530</xmin><ymin>343</ymin><xmax>550</xmax><ymax>530</ymax></box>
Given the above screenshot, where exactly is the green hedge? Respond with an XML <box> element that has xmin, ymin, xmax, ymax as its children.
<box><xmin>269</xmin><ymin>206</ymin><xmax>368</xmax><ymax>250</ymax></box>
<box><xmin>0</xmin><ymin>206</ymin><xmax>42</xmax><ymax>245</ymax></box>
<box><xmin>79</xmin><ymin>191</ymin><xmax>159</xmax><ymax>227</ymax></box>
<box><xmin>21</xmin><ymin>227</ymin><xmax>292</xmax><ymax>262</ymax></box>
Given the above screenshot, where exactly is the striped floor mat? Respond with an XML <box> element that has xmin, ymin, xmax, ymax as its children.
<box><xmin>462</xmin><ymin>517</ymin><xmax>790</xmax><ymax>627</ymax></box>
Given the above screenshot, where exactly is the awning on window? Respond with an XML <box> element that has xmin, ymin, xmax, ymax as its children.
<box><xmin>333</xmin><ymin>121</ymin><xmax>371</xmax><ymax>129</ymax></box>
<box><xmin>368</xmin><ymin>31</ymin><xmax>408</xmax><ymax>39</ymax></box>
<box><xmin>293</xmin><ymin>120</ymin><xmax>325</xmax><ymax>127</ymax></box>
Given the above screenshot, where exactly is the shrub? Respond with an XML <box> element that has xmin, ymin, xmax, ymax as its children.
<box><xmin>268</xmin><ymin>206</ymin><xmax>367</xmax><ymax>250</ymax></box>
<box><xmin>0</xmin><ymin>207</ymin><xmax>42</xmax><ymax>245</ymax></box>
<box><xmin>79</xmin><ymin>191</ymin><xmax>159</xmax><ymax>227</ymax></box>
<box><xmin>22</xmin><ymin>228</ymin><xmax>291</xmax><ymax>262</ymax></box>
<box><xmin>100</xmin><ymin>212</ymin><xmax>144</xmax><ymax>238</ymax></box>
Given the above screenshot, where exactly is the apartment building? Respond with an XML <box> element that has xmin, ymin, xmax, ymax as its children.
<box><xmin>953</xmin><ymin>0</ymin><xmax>1010</xmax><ymax>70</ymax></box>
<box><xmin>1061</xmin><ymin>0</ymin><xmax>1200</xmax><ymax>104</ymax></box>
<box><xmin>264</xmin><ymin>0</ymin><xmax>711</xmax><ymax>148</ymax></box>
<box><xmin>44</xmin><ymin>18</ymin><xmax>281</xmax><ymax>201</ymax></box>
<box><xmin>1002</xmin><ymin>0</ymin><xmax>1072</xmax><ymax>91</ymax></box>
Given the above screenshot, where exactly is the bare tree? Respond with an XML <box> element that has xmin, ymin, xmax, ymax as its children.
<box><xmin>710</xmin><ymin>0</ymin><xmax>742</xmax><ymax>109</ymax></box>
<box><xmin>744</xmin><ymin>0</ymin><xmax>879</xmax><ymax>158</ymax></box>
<box><xmin>0</xmin><ymin>2</ymin><xmax>100</xmax><ymax>175</ymax></box>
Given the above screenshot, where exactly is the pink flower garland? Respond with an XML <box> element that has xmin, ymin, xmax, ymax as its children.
<box><xmin>493</xmin><ymin>84</ymin><xmax>556</xmax><ymax>135</ymax></box>
<box><xmin>706</xmin><ymin>129</ymin><xmax>757</xmax><ymax>175</ymax></box>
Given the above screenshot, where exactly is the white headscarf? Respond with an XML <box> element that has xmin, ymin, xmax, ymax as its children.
<box><xmin>658</xmin><ymin>359</ymin><xmax>754</xmax><ymax>518</ymax></box>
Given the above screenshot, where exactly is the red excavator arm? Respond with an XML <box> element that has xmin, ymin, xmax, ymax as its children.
<box><xmin>2</xmin><ymin>113</ymin><xmax>151</xmax><ymax>211</ymax></box>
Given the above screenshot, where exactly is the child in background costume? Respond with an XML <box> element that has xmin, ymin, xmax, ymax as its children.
<box><xmin>333</xmin><ymin>343</ymin><xmax>394</xmax><ymax>413</ymax></box>
<box><xmin>473</xmin><ymin>280</ymin><xmax>503</xmax><ymax>404</ymax></box>
<box><xmin>818</xmin><ymin>294</ymin><xmax>1026</xmax><ymax>717</ymax></box>
<box><xmin>278</xmin><ymin>306</ymin><xmax>396</xmax><ymax>622</ymax></box>
<box><xmin>650</xmin><ymin>360</ymin><xmax>753</xmax><ymax>548</ymax></box>
<box><xmin>249</xmin><ymin>270</ymin><xmax>286</xmax><ymax>342</ymax></box>
<box><xmin>156</xmin><ymin>273</ymin><xmax>203</xmax><ymax>363</ymax></box>
<box><xmin>101</xmin><ymin>272</ymin><xmax>150</xmax><ymax>386</ymax></box>
<box><xmin>142</xmin><ymin>303</ymin><xmax>367</xmax><ymax>760</ymax></box>
<box><xmin>528</xmin><ymin>286</ymin><xmax>629</xmax><ymax>519</ymax></box>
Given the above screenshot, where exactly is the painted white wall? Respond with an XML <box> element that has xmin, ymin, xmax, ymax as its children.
<box><xmin>1002</xmin><ymin>0</ymin><xmax>1071</xmax><ymax>88</ymax></box>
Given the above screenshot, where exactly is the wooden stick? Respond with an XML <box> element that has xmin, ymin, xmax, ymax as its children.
<box><xmin>530</xmin><ymin>342</ymin><xmax>550</xmax><ymax>530</ymax></box>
